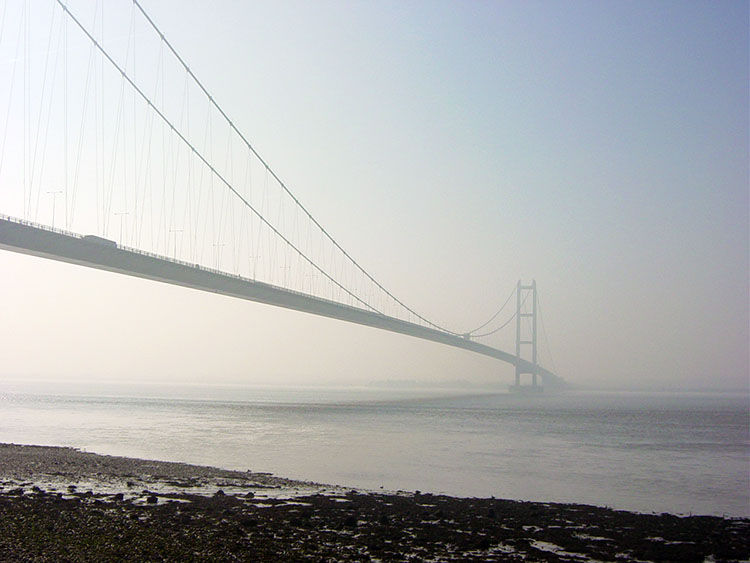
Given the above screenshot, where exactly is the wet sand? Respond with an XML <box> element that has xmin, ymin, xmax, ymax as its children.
<box><xmin>0</xmin><ymin>443</ymin><xmax>748</xmax><ymax>561</ymax></box>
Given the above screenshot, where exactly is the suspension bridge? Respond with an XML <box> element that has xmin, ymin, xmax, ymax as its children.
<box><xmin>0</xmin><ymin>0</ymin><xmax>563</xmax><ymax>389</ymax></box>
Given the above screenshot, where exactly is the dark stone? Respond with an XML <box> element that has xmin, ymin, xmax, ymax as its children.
<box><xmin>476</xmin><ymin>536</ymin><xmax>491</xmax><ymax>550</ymax></box>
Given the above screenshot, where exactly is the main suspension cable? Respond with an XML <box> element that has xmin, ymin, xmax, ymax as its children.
<box><xmin>467</xmin><ymin>286</ymin><xmax>515</xmax><ymax>335</ymax></box>
<box><xmin>471</xmin><ymin>288</ymin><xmax>531</xmax><ymax>339</ymax></box>
<box><xmin>129</xmin><ymin>0</ymin><xmax>457</xmax><ymax>335</ymax></box>
<box><xmin>56</xmin><ymin>0</ymin><xmax>382</xmax><ymax>316</ymax></box>
<box><xmin>537</xmin><ymin>293</ymin><xmax>558</xmax><ymax>374</ymax></box>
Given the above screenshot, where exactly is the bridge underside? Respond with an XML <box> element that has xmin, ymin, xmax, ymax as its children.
<box><xmin>0</xmin><ymin>217</ymin><xmax>562</xmax><ymax>386</ymax></box>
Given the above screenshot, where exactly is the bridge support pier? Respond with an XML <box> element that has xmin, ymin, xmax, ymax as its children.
<box><xmin>510</xmin><ymin>280</ymin><xmax>541</xmax><ymax>393</ymax></box>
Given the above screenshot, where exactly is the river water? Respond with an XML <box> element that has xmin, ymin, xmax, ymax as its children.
<box><xmin>0</xmin><ymin>383</ymin><xmax>747</xmax><ymax>517</ymax></box>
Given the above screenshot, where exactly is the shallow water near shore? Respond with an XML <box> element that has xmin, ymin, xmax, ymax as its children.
<box><xmin>0</xmin><ymin>383</ymin><xmax>747</xmax><ymax>517</ymax></box>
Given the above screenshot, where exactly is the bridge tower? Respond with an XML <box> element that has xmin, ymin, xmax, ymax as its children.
<box><xmin>512</xmin><ymin>280</ymin><xmax>540</xmax><ymax>391</ymax></box>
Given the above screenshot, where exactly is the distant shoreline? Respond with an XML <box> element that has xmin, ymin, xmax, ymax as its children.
<box><xmin>0</xmin><ymin>442</ymin><xmax>748</xmax><ymax>561</ymax></box>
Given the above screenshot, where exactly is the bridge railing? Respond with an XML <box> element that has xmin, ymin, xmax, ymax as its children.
<box><xmin>0</xmin><ymin>212</ymin><xmax>398</xmax><ymax>324</ymax></box>
<box><xmin>0</xmin><ymin>213</ymin><xmax>86</xmax><ymax>240</ymax></box>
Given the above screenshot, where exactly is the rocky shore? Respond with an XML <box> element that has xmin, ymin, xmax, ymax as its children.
<box><xmin>1</xmin><ymin>443</ymin><xmax>748</xmax><ymax>561</ymax></box>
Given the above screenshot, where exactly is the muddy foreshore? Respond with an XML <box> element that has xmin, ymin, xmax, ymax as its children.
<box><xmin>0</xmin><ymin>443</ymin><xmax>747</xmax><ymax>562</ymax></box>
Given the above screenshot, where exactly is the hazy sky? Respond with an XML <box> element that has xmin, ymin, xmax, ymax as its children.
<box><xmin>0</xmin><ymin>0</ymin><xmax>747</xmax><ymax>391</ymax></box>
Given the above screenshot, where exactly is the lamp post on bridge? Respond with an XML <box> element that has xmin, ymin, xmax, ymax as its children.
<box><xmin>304</xmin><ymin>272</ymin><xmax>318</xmax><ymax>295</ymax></box>
<box><xmin>169</xmin><ymin>228</ymin><xmax>183</xmax><ymax>261</ymax></box>
<box><xmin>279</xmin><ymin>264</ymin><xmax>291</xmax><ymax>287</ymax></box>
<box><xmin>248</xmin><ymin>255</ymin><xmax>260</xmax><ymax>280</ymax></box>
<box><xmin>114</xmin><ymin>211</ymin><xmax>129</xmax><ymax>246</ymax></box>
<box><xmin>46</xmin><ymin>190</ymin><xmax>63</xmax><ymax>229</ymax></box>
<box><xmin>212</xmin><ymin>243</ymin><xmax>225</xmax><ymax>270</ymax></box>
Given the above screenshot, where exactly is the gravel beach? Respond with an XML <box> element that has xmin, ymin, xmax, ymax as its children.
<box><xmin>0</xmin><ymin>443</ymin><xmax>747</xmax><ymax>561</ymax></box>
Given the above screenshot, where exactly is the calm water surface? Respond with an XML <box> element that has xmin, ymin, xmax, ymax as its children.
<box><xmin>0</xmin><ymin>384</ymin><xmax>747</xmax><ymax>517</ymax></box>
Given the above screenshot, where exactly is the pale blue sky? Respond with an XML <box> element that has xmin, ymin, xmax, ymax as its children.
<box><xmin>0</xmin><ymin>0</ymin><xmax>747</xmax><ymax>391</ymax></box>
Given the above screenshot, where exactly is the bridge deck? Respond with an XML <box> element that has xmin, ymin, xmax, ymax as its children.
<box><xmin>0</xmin><ymin>216</ymin><xmax>560</xmax><ymax>385</ymax></box>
